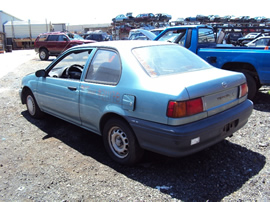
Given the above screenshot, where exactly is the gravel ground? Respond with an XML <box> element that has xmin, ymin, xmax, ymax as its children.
<box><xmin>0</xmin><ymin>50</ymin><xmax>269</xmax><ymax>201</ymax></box>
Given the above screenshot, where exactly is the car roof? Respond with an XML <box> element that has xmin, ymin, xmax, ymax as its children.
<box><xmin>74</xmin><ymin>40</ymin><xmax>174</xmax><ymax>51</ymax></box>
<box><xmin>39</xmin><ymin>32</ymin><xmax>66</xmax><ymax>36</ymax></box>
<box><xmin>162</xmin><ymin>25</ymin><xmax>212</xmax><ymax>29</ymax></box>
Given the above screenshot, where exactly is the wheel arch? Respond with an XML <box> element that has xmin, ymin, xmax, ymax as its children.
<box><xmin>222</xmin><ymin>62</ymin><xmax>257</xmax><ymax>75</ymax></box>
<box><xmin>221</xmin><ymin>62</ymin><xmax>260</xmax><ymax>85</ymax></box>
<box><xmin>99</xmin><ymin>113</ymin><xmax>132</xmax><ymax>136</ymax></box>
<box><xmin>21</xmin><ymin>86</ymin><xmax>33</xmax><ymax>104</ymax></box>
<box><xmin>39</xmin><ymin>46</ymin><xmax>48</xmax><ymax>52</ymax></box>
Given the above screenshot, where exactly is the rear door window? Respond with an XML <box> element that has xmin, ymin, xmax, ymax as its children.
<box><xmin>47</xmin><ymin>35</ymin><xmax>59</xmax><ymax>41</ymax></box>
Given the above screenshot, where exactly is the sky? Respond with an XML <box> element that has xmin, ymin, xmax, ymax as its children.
<box><xmin>1</xmin><ymin>0</ymin><xmax>269</xmax><ymax>25</ymax></box>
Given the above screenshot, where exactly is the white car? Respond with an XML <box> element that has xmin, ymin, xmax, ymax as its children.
<box><xmin>245</xmin><ymin>36</ymin><xmax>270</xmax><ymax>47</ymax></box>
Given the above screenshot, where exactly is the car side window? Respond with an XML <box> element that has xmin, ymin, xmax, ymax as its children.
<box><xmin>85</xmin><ymin>49</ymin><xmax>121</xmax><ymax>85</ymax></box>
<box><xmin>47</xmin><ymin>35</ymin><xmax>58</xmax><ymax>41</ymax></box>
<box><xmin>48</xmin><ymin>50</ymin><xmax>91</xmax><ymax>79</ymax></box>
<box><xmin>58</xmin><ymin>35</ymin><xmax>68</xmax><ymax>41</ymax></box>
<box><xmin>38</xmin><ymin>35</ymin><xmax>48</xmax><ymax>41</ymax></box>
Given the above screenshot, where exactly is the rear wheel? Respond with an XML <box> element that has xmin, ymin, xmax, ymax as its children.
<box><xmin>103</xmin><ymin>118</ymin><xmax>144</xmax><ymax>165</ymax></box>
<box><xmin>39</xmin><ymin>49</ymin><xmax>49</xmax><ymax>60</ymax></box>
<box><xmin>25</xmin><ymin>90</ymin><xmax>43</xmax><ymax>118</ymax></box>
<box><xmin>244</xmin><ymin>73</ymin><xmax>257</xmax><ymax>100</ymax></box>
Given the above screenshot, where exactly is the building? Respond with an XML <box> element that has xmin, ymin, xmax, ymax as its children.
<box><xmin>0</xmin><ymin>10</ymin><xmax>21</xmax><ymax>52</ymax></box>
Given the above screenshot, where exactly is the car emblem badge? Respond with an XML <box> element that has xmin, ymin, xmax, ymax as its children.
<box><xmin>222</xmin><ymin>82</ymin><xmax>228</xmax><ymax>88</ymax></box>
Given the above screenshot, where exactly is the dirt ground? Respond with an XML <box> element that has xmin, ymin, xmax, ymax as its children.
<box><xmin>0</xmin><ymin>50</ymin><xmax>269</xmax><ymax>201</ymax></box>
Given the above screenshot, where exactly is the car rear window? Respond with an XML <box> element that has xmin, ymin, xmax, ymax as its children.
<box><xmin>132</xmin><ymin>44</ymin><xmax>211</xmax><ymax>77</ymax></box>
<box><xmin>38</xmin><ymin>35</ymin><xmax>48</xmax><ymax>41</ymax></box>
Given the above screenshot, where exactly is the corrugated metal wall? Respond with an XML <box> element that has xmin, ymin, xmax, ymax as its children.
<box><xmin>4</xmin><ymin>21</ymin><xmax>49</xmax><ymax>38</ymax></box>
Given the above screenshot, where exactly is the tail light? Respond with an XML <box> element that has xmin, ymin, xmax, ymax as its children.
<box><xmin>167</xmin><ymin>98</ymin><xmax>203</xmax><ymax>118</ymax></box>
<box><xmin>239</xmin><ymin>83</ymin><xmax>248</xmax><ymax>98</ymax></box>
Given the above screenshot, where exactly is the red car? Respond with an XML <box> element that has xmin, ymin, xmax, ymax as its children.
<box><xmin>34</xmin><ymin>32</ymin><xmax>95</xmax><ymax>60</ymax></box>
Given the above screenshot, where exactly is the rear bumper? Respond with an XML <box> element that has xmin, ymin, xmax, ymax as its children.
<box><xmin>127</xmin><ymin>99</ymin><xmax>253</xmax><ymax>157</ymax></box>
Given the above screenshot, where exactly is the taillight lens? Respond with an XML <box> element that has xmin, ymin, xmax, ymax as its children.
<box><xmin>239</xmin><ymin>83</ymin><xmax>248</xmax><ymax>98</ymax></box>
<box><xmin>167</xmin><ymin>98</ymin><xmax>203</xmax><ymax>118</ymax></box>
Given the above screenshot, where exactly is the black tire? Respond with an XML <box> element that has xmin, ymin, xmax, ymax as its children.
<box><xmin>25</xmin><ymin>90</ymin><xmax>44</xmax><ymax>118</ymax></box>
<box><xmin>245</xmin><ymin>73</ymin><xmax>257</xmax><ymax>100</ymax></box>
<box><xmin>103</xmin><ymin>118</ymin><xmax>144</xmax><ymax>165</ymax></box>
<box><xmin>39</xmin><ymin>49</ymin><xmax>49</xmax><ymax>60</ymax></box>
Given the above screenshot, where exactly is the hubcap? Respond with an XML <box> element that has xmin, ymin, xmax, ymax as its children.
<box><xmin>40</xmin><ymin>51</ymin><xmax>46</xmax><ymax>59</ymax></box>
<box><xmin>26</xmin><ymin>95</ymin><xmax>35</xmax><ymax>116</ymax></box>
<box><xmin>108</xmin><ymin>127</ymin><xmax>129</xmax><ymax>158</ymax></box>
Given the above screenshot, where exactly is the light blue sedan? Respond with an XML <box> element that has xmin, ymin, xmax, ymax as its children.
<box><xmin>20</xmin><ymin>41</ymin><xmax>253</xmax><ymax>165</ymax></box>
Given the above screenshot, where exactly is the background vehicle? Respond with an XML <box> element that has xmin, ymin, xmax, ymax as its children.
<box><xmin>128</xmin><ymin>29</ymin><xmax>156</xmax><ymax>40</ymax></box>
<box><xmin>82</xmin><ymin>31</ymin><xmax>111</xmax><ymax>42</ymax></box>
<box><xmin>112</xmin><ymin>14</ymin><xmax>128</xmax><ymax>22</ymax></box>
<box><xmin>153</xmin><ymin>25</ymin><xmax>270</xmax><ymax>100</ymax></box>
<box><xmin>155</xmin><ymin>13</ymin><xmax>172</xmax><ymax>22</ymax></box>
<box><xmin>34</xmin><ymin>32</ymin><xmax>95</xmax><ymax>60</ymax></box>
<box><xmin>237</xmin><ymin>32</ymin><xmax>265</xmax><ymax>46</ymax></box>
<box><xmin>135</xmin><ymin>13</ymin><xmax>156</xmax><ymax>22</ymax></box>
<box><xmin>20</xmin><ymin>41</ymin><xmax>253</xmax><ymax>165</ymax></box>
<box><xmin>225</xmin><ymin>32</ymin><xmax>243</xmax><ymax>45</ymax></box>
<box><xmin>245</xmin><ymin>36</ymin><xmax>270</xmax><ymax>47</ymax></box>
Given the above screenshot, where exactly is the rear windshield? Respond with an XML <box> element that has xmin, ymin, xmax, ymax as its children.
<box><xmin>198</xmin><ymin>28</ymin><xmax>215</xmax><ymax>43</ymax></box>
<box><xmin>132</xmin><ymin>44</ymin><xmax>211</xmax><ymax>77</ymax></box>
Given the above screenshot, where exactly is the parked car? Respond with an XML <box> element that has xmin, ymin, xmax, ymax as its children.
<box><xmin>128</xmin><ymin>29</ymin><xmax>156</xmax><ymax>40</ymax></box>
<box><xmin>20</xmin><ymin>40</ymin><xmax>253</xmax><ymax>165</ymax></box>
<box><xmin>82</xmin><ymin>31</ymin><xmax>111</xmax><ymax>42</ymax></box>
<box><xmin>245</xmin><ymin>36</ymin><xmax>270</xmax><ymax>47</ymax></box>
<box><xmin>125</xmin><ymin>12</ymin><xmax>135</xmax><ymax>22</ymax></box>
<box><xmin>225</xmin><ymin>32</ymin><xmax>243</xmax><ymax>45</ymax></box>
<box><xmin>135</xmin><ymin>13</ymin><xmax>156</xmax><ymax>22</ymax></box>
<box><xmin>208</xmin><ymin>15</ymin><xmax>221</xmax><ymax>22</ymax></box>
<box><xmin>196</xmin><ymin>15</ymin><xmax>208</xmax><ymax>22</ymax></box>
<box><xmin>155</xmin><ymin>13</ymin><xmax>172</xmax><ymax>22</ymax></box>
<box><xmin>34</xmin><ymin>32</ymin><xmax>95</xmax><ymax>60</ymax></box>
<box><xmin>112</xmin><ymin>14</ymin><xmax>127</xmax><ymax>22</ymax></box>
<box><xmin>253</xmin><ymin>16</ymin><xmax>267</xmax><ymax>22</ymax></box>
<box><xmin>150</xmin><ymin>28</ymin><xmax>166</xmax><ymax>36</ymax></box>
<box><xmin>237</xmin><ymin>32</ymin><xmax>265</xmax><ymax>46</ymax></box>
<box><xmin>184</xmin><ymin>16</ymin><xmax>197</xmax><ymax>22</ymax></box>
<box><xmin>173</xmin><ymin>18</ymin><xmax>185</xmax><ymax>25</ymax></box>
<box><xmin>240</xmin><ymin>16</ymin><xmax>251</xmax><ymax>22</ymax></box>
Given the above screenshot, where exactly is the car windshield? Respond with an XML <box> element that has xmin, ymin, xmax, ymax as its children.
<box><xmin>132</xmin><ymin>45</ymin><xmax>211</xmax><ymax>77</ymax></box>
<box><xmin>69</xmin><ymin>34</ymin><xmax>84</xmax><ymax>40</ymax></box>
<box><xmin>157</xmin><ymin>30</ymin><xmax>182</xmax><ymax>42</ymax></box>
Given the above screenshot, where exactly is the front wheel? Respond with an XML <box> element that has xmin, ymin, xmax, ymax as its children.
<box><xmin>39</xmin><ymin>49</ymin><xmax>49</xmax><ymax>60</ymax></box>
<box><xmin>25</xmin><ymin>90</ymin><xmax>43</xmax><ymax>118</ymax></box>
<box><xmin>103</xmin><ymin>118</ymin><xmax>144</xmax><ymax>165</ymax></box>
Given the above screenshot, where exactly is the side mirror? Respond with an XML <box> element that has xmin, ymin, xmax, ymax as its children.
<box><xmin>35</xmin><ymin>69</ymin><xmax>46</xmax><ymax>77</ymax></box>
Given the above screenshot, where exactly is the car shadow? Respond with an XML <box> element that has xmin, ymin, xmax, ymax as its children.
<box><xmin>21</xmin><ymin>111</ymin><xmax>266</xmax><ymax>201</ymax></box>
<box><xmin>252</xmin><ymin>86</ymin><xmax>270</xmax><ymax>112</ymax></box>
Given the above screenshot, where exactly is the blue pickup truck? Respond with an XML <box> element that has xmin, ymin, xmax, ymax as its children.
<box><xmin>150</xmin><ymin>25</ymin><xmax>270</xmax><ymax>100</ymax></box>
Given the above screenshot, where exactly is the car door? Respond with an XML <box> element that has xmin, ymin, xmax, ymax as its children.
<box><xmin>56</xmin><ymin>34</ymin><xmax>70</xmax><ymax>53</ymax></box>
<box><xmin>79</xmin><ymin>49</ymin><xmax>121</xmax><ymax>134</ymax></box>
<box><xmin>36</xmin><ymin>49</ymin><xmax>91</xmax><ymax>125</ymax></box>
<box><xmin>46</xmin><ymin>35</ymin><xmax>59</xmax><ymax>53</ymax></box>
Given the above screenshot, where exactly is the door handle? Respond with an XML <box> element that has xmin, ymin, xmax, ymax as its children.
<box><xmin>68</xmin><ymin>86</ymin><xmax>77</xmax><ymax>91</ymax></box>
